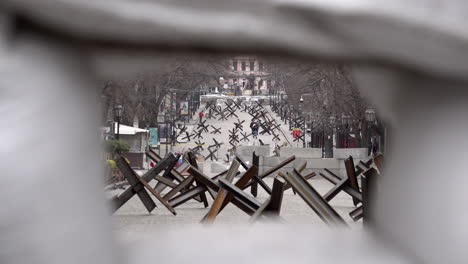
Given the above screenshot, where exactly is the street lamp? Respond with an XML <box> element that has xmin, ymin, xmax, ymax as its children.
<box><xmin>365</xmin><ymin>108</ymin><xmax>376</xmax><ymax>123</ymax></box>
<box><xmin>164</xmin><ymin>113</ymin><xmax>170</xmax><ymax>155</ymax></box>
<box><xmin>114</xmin><ymin>104</ymin><xmax>123</xmax><ymax>140</ymax></box>
<box><xmin>280</xmin><ymin>93</ymin><xmax>284</xmax><ymax>120</ymax></box>
<box><xmin>299</xmin><ymin>96</ymin><xmax>305</xmax><ymax>148</ymax></box>
<box><xmin>365</xmin><ymin>108</ymin><xmax>376</xmax><ymax>155</ymax></box>
<box><xmin>327</xmin><ymin>115</ymin><xmax>336</xmax><ymax>158</ymax></box>
<box><xmin>310</xmin><ymin>114</ymin><xmax>317</xmax><ymax>148</ymax></box>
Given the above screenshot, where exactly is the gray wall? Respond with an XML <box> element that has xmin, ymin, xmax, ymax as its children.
<box><xmin>120</xmin><ymin>133</ymin><xmax>147</xmax><ymax>153</ymax></box>
<box><xmin>235</xmin><ymin>146</ymin><xmax>369</xmax><ymax>178</ymax></box>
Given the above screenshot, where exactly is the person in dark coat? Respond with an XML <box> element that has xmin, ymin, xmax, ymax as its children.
<box><xmin>250</xmin><ymin>119</ymin><xmax>260</xmax><ymax>138</ymax></box>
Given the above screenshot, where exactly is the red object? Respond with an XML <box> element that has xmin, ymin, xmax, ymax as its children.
<box><xmin>150</xmin><ymin>161</ymin><xmax>155</xmax><ymax>167</ymax></box>
<box><xmin>199</xmin><ymin>112</ymin><xmax>204</xmax><ymax>117</ymax></box>
<box><xmin>292</xmin><ymin>129</ymin><xmax>302</xmax><ymax>138</ymax></box>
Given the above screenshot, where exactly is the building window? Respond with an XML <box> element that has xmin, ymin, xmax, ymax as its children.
<box><xmin>259</xmin><ymin>62</ymin><xmax>264</xmax><ymax>71</ymax></box>
<box><xmin>241</xmin><ymin>61</ymin><xmax>246</xmax><ymax>71</ymax></box>
<box><xmin>250</xmin><ymin>61</ymin><xmax>255</xmax><ymax>71</ymax></box>
<box><xmin>233</xmin><ymin>60</ymin><xmax>238</xmax><ymax>71</ymax></box>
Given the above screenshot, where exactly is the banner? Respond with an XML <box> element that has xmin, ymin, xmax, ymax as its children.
<box><xmin>180</xmin><ymin>101</ymin><xmax>189</xmax><ymax>115</ymax></box>
<box><xmin>148</xmin><ymin>127</ymin><xmax>158</xmax><ymax>146</ymax></box>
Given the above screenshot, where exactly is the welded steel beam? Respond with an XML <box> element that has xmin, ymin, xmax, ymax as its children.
<box><xmin>115</xmin><ymin>157</ymin><xmax>156</xmax><ymax>213</ymax></box>
<box><xmin>205</xmin><ymin>160</ymin><xmax>240</xmax><ymax>223</ymax></box>
<box><xmin>112</xmin><ymin>154</ymin><xmax>177</xmax><ymax>211</ymax></box>
<box><xmin>251</xmin><ymin>152</ymin><xmax>260</xmax><ymax>197</ymax></box>
<box><xmin>284</xmin><ymin>169</ymin><xmax>347</xmax><ymax>226</ymax></box>
<box><xmin>244</xmin><ymin>155</ymin><xmax>295</xmax><ymax>189</ymax></box>
<box><xmin>135</xmin><ymin>172</ymin><xmax>177</xmax><ymax>215</ymax></box>
<box><xmin>319</xmin><ymin>170</ymin><xmax>362</xmax><ymax>201</ymax></box>
<box><xmin>349</xmin><ymin>206</ymin><xmax>363</xmax><ymax>221</ymax></box>
<box><xmin>344</xmin><ymin>156</ymin><xmax>360</xmax><ymax>206</ymax></box>
<box><xmin>169</xmin><ymin>186</ymin><xmax>207</xmax><ymax>208</ymax></box>
<box><xmin>154</xmin><ymin>153</ymin><xmax>181</xmax><ymax>193</ymax></box>
<box><xmin>218</xmin><ymin>178</ymin><xmax>262</xmax><ymax>210</ymax></box>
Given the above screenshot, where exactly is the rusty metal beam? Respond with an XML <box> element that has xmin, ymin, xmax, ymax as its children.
<box><xmin>147</xmin><ymin>149</ymin><xmax>185</xmax><ymax>182</ymax></box>
<box><xmin>115</xmin><ymin>157</ymin><xmax>156</xmax><ymax>213</ymax></box>
<box><xmin>258</xmin><ymin>156</ymin><xmax>295</xmax><ymax>179</ymax></box>
<box><xmin>218</xmin><ymin>166</ymin><xmax>258</xmax><ymax>214</ymax></box>
<box><xmin>264</xmin><ymin>176</ymin><xmax>286</xmax><ymax>213</ymax></box>
<box><xmin>147</xmin><ymin>150</ymin><xmax>202</xmax><ymax>203</ymax></box>
<box><xmin>279</xmin><ymin>171</ymin><xmax>316</xmax><ymax>191</ymax></box>
<box><xmin>362</xmin><ymin>167</ymin><xmax>378</xmax><ymax>227</ymax></box>
<box><xmin>112</xmin><ymin>154</ymin><xmax>177</xmax><ymax>212</ymax></box>
<box><xmin>284</xmin><ymin>169</ymin><xmax>347</xmax><ymax>226</ymax></box>
<box><xmin>323</xmin><ymin>177</ymin><xmax>349</xmax><ymax>202</ymax></box>
<box><xmin>251</xmin><ymin>152</ymin><xmax>259</xmax><ymax>197</ymax></box>
<box><xmin>234</xmin><ymin>154</ymin><xmax>249</xmax><ymax>170</ymax></box>
<box><xmin>319</xmin><ymin>170</ymin><xmax>362</xmax><ymax>201</ymax></box>
<box><xmin>169</xmin><ymin>186</ymin><xmax>207</xmax><ymax>208</ymax></box>
<box><xmin>154</xmin><ymin>175</ymin><xmax>177</xmax><ymax>189</ymax></box>
<box><xmin>249</xmin><ymin>176</ymin><xmax>287</xmax><ymax>222</ymax></box>
<box><xmin>187</xmin><ymin>152</ymin><xmax>209</xmax><ymax>208</ymax></box>
<box><xmin>135</xmin><ymin>172</ymin><xmax>177</xmax><ymax>215</ymax></box>
<box><xmin>188</xmin><ymin>166</ymin><xmax>219</xmax><ymax>191</ymax></box>
<box><xmin>344</xmin><ymin>156</ymin><xmax>360</xmax><ymax>206</ymax></box>
<box><xmin>163</xmin><ymin>176</ymin><xmax>194</xmax><ymax>200</ymax></box>
<box><xmin>189</xmin><ymin>165</ymin><xmax>256</xmax><ymax>215</ymax></box>
<box><xmin>349</xmin><ymin>205</ymin><xmax>363</xmax><ymax>221</ymax></box>
<box><xmin>218</xmin><ymin>178</ymin><xmax>261</xmax><ymax>210</ymax></box>
<box><xmin>205</xmin><ymin>160</ymin><xmax>240</xmax><ymax>223</ymax></box>
<box><xmin>244</xmin><ymin>155</ymin><xmax>295</xmax><ymax>189</ymax></box>
<box><xmin>153</xmin><ymin>153</ymin><xmax>181</xmax><ymax>193</ymax></box>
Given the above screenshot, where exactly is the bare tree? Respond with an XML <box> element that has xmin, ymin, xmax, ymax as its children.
<box><xmin>100</xmin><ymin>55</ymin><xmax>231</xmax><ymax>127</ymax></box>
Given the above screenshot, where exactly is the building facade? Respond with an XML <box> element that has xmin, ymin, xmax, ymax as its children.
<box><xmin>223</xmin><ymin>56</ymin><xmax>270</xmax><ymax>95</ymax></box>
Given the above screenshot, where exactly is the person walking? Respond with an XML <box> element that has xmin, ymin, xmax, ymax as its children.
<box><xmin>250</xmin><ymin>119</ymin><xmax>259</xmax><ymax>139</ymax></box>
<box><xmin>199</xmin><ymin>111</ymin><xmax>204</xmax><ymax>122</ymax></box>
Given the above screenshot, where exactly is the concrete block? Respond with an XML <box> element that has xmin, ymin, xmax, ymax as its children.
<box><xmin>261</xmin><ymin>156</ymin><xmax>294</xmax><ymax>168</ymax></box>
<box><xmin>333</xmin><ymin>148</ymin><xmax>368</xmax><ymax>159</ymax></box>
<box><xmin>280</xmin><ymin>147</ymin><xmax>322</xmax><ymax>158</ymax></box>
<box><xmin>258</xmin><ymin>156</ymin><xmax>347</xmax><ymax>177</ymax></box>
<box><xmin>236</xmin><ymin>145</ymin><xmax>271</xmax><ymax>157</ymax></box>
<box><xmin>210</xmin><ymin>161</ymin><xmax>228</xmax><ymax>174</ymax></box>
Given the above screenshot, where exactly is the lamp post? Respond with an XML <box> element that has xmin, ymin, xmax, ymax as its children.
<box><xmin>114</xmin><ymin>104</ymin><xmax>123</xmax><ymax>140</ymax></box>
<box><xmin>279</xmin><ymin>93</ymin><xmax>283</xmax><ymax>120</ymax></box>
<box><xmin>289</xmin><ymin>105</ymin><xmax>295</xmax><ymax>131</ymax></box>
<box><xmin>365</xmin><ymin>108</ymin><xmax>376</xmax><ymax>155</ymax></box>
<box><xmin>164</xmin><ymin>113</ymin><xmax>170</xmax><ymax>155</ymax></box>
<box><xmin>310</xmin><ymin>114</ymin><xmax>316</xmax><ymax>148</ymax></box>
<box><xmin>299</xmin><ymin>96</ymin><xmax>306</xmax><ymax>148</ymax></box>
<box><xmin>322</xmin><ymin>117</ymin><xmax>326</xmax><ymax>158</ymax></box>
<box><xmin>327</xmin><ymin>115</ymin><xmax>336</xmax><ymax>158</ymax></box>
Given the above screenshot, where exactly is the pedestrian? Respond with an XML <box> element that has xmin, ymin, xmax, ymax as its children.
<box><xmin>250</xmin><ymin>119</ymin><xmax>259</xmax><ymax>139</ymax></box>
<box><xmin>199</xmin><ymin>111</ymin><xmax>204</xmax><ymax>122</ymax></box>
